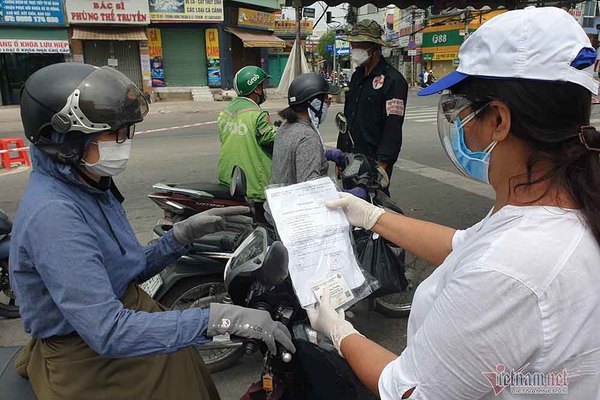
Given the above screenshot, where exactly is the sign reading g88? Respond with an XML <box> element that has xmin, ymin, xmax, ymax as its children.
<box><xmin>431</xmin><ymin>33</ymin><xmax>447</xmax><ymax>44</ymax></box>
<box><xmin>422</xmin><ymin>30</ymin><xmax>463</xmax><ymax>47</ymax></box>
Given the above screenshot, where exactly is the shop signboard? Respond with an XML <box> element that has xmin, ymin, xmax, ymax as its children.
<box><xmin>205</xmin><ymin>27</ymin><xmax>220</xmax><ymax>87</ymax></box>
<box><xmin>147</xmin><ymin>27</ymin><xmax>164</xmax><ymax>87</ymax></box>
<box><xmin>422</xmin><ymin>30</ymin><xmax>463</xmax><ymax>48</ymax></box>
<box><xmin>274</xmin><ymin>19</ymin><xmax>312</xmax><ymax>38</ymax></box>
<box><xmin>0</xmin><ymin>38</ymin><xmax>69</xmax><ymax>52</ymax></box>
<box><xmin>0</xmin><ymin>0</ymin><xmax>64</xmax><ymax>25</ymax></box>
<box><xmin>149</xmin><ymin>0</ymin><xmax>223</xmax><ymax>22</ymax></box>
<box><xmin>237</xmin><ymin>7</ymin><xmax>274</xmax><ymax>30</ymax></box>
<box><xmin>302</xmin><ymin>7</ymin><xmax>314</xmax><ymax>18</ymax></box>
<box><xmin>65</xmin><ymin>0</ymin><xmax>149</xmax><ymax>24</ymax></box>
<box><xmin>432</xmin><ymin>51</ymin><xmax>458</xmax><ymax>61</ymax></box>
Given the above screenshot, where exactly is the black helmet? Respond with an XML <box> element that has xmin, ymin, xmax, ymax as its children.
<box><xmin>287</xmin><ymin>73</ymin><xmax>340</xmax><ymax>107</ymax></box>
<box><xmin>20</xmin><ymin>63</ymin><xmax>149</xmax><ymax>163</ymax></box>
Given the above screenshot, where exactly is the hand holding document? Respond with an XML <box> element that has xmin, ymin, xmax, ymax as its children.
<box><xmin>266</xmin><ymin>178</ymin><xmax>366</xmax><ymax>308</ymax></box>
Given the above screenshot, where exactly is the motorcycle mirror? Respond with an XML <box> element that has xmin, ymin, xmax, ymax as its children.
<box><xmin>230</xmin><ymin>166</ymin><xmax>247</xmax><ymax>198</ymax></box>
<box><xmin>256</xmin><ymin>241</ymin><xmax>289</xmax><ymax>286</ymax></box>
<box><xmin>335</xmin><ymin>112</ymin><xmax>347</xmax><ymax>134</ymax></box>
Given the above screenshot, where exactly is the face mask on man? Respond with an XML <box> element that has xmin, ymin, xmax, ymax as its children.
<box><xmin>351</xmin><ymin>47</ymin><xmax>372</xmax><ymax>65</ymax></box>
<box><xmin>256</xmin><ymin>88</ymin><xmax>267</xmax><ymax>105</ymax></box>
<box><xmin>82</xmin><ymin>140</ymin><xmax>131</xmax><ymax>177</ymax></box>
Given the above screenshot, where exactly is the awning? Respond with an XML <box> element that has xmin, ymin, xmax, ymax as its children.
<box><xmin>226</xmin><ymin>27</ymin><xmax>286</xmax><ymax>48</ymax></box>
<box><xmin>71</xmin><ymin>27</ymin><xmax>148</xmax><ymax>41</ymax></box>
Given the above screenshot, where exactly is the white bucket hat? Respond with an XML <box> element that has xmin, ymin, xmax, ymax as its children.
<box><xmin>419</xmin><ymin>6</ymin><xmax>599</xmax><ymax>96</ymax></box>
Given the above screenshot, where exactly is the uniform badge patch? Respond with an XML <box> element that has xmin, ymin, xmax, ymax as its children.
<box><xmin>372</xmin><ymin>75</ymin><xmax>385</xmax><ymax>90</ymax></box>
<box><xmin>385</xmin><ymin>99</ymin><xmax>405</xmax><ymax>116</ymax></box>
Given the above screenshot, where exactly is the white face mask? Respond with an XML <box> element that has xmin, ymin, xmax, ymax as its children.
<box><xmin>82</xmin><ymin>140</ymin><xmax>131</xmax><ymax>177</ymax></box>
<box><xmin>351</xmin><ymin>48</ymin><xmax>370</xmax><ymax>65</ymax></box>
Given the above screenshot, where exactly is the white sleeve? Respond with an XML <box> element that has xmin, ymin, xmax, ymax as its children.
<box><xmin>378</xmin><ymin>268</ymin><xmax>543</xmax><ymax>400</ymax></box>
<box><xmin>452</xmin><ymin>209</ymin><xmax>493</xmax><ymax>250</ymax></box>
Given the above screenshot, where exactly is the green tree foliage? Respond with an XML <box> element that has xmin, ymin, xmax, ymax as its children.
<box><xmin>316</xmin><ymin>30</ymin><xmax>335</xmax><ymax>60</ymax></box>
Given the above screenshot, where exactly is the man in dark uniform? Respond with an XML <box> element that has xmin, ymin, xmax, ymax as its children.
<box><xmin>336</xmin><ymin>19</ymin><xmax>408</xmax><ymax>186</ymax></box>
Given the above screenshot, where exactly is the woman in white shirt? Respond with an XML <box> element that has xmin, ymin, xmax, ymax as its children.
<box><xmin>308</xmin><ymin>7</ymin><xmax>600</xmax><ymax>399</ymax></box>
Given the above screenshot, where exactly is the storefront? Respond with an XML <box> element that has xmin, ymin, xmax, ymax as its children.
<box><xmin>225</xmin><ymin>6</ymin><xmax>285</xmax><ymax>87</ymax></box>
<box><xmin>65</xmin><ymin>0</ymin><xmax>150</xmax><ymax>92</ymax></box>
<box><xmin>148</xmin><ymin>0</ymin><xmax>223</xmax><ymax>90</ymax></box>
<box><xmin>0</xmin><ymin>0</ymin><xmax>69</xmax><ymax>105</ymax></box>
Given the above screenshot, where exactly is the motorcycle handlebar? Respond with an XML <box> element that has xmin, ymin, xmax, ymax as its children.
<box><xmin>153</xmin><ymin>223</ymin><xmax>237</xmax><ymax>251</ymax></box>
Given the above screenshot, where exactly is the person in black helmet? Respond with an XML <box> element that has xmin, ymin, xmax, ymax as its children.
<box><xmin>9</xmin><ymin>63</ymin><xmax>294</xmax><ymax>400</ymax></box>
<box><xmin>270</xmin><ymin>73</ymin><xmax>339</xmax><ymax>186</ymax></box>
<box><xmin>270</xmin><ymin>73</ymin><xmax>367</xmax><ymax>200</ymax></box>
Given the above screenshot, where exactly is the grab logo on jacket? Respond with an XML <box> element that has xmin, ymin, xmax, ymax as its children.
<box><xmin>221</xmin><ymin>120</ymin><xmax>249</xmax><ymax>136</ymax></box>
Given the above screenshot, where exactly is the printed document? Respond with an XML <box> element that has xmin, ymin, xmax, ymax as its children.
<box><xmin>266</xmin><ymin>178</ymin><xmax>365</xmax><ymax>307</ymax></box>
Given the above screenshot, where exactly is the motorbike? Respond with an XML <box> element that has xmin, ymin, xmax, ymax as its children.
<box><xmin>0</xmin><ymin>209</ymin><xmax>19</xmax><ymax>319</ymax></box>
<box><xmin>139</xmin><ymin>168</ymin><xmax>268</xmax><ymax>372</ymax></box>
<box><xmin>225</xmin><ymin>225</ymin><xmax>374</xmax><ymax>399</ymax></box>
<box><xmin>0</xmin><ymin>223</ymin><xmax>371</xmax><ymax>400</ymax></box>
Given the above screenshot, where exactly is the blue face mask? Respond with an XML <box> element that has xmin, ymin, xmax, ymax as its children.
<box><xmin>450</xmin><ymin>115</ymin><xmax>498</xmax><ymax>184</ymax></box>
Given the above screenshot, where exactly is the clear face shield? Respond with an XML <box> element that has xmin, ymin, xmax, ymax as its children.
<box><xmin>51</xmin><ymin>66</ymin><xmax>149</xmax><ymax>136</ymax></box>
<box><xmin>437</xmin><ymin>92</ymin><xmax>488</xmax><ymax>177</ymax></box>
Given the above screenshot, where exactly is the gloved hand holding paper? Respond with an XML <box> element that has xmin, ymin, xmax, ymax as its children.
<box><xmin>265</xmin><ymin>178</ymin><xmax>366</xmax><ymax>308</ymax></box>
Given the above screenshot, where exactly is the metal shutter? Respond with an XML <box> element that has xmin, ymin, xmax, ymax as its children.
<box><xmin>161</xmin><ymin>29</ymin><xmax>207</xmax><ymax>87</ymax></box>
<box><xmin>83</xmin><ymin>41</ymin><xmax>142</xmax><ymax>88</ymax></box>
<box><xmin>113</xmin><ymin>42</ymin><xmax>142</xmax><ymax>88</ymax></box>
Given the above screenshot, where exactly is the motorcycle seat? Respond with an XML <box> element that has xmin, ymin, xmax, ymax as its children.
<box><xmin>155</xmin><ymin>182</ymin><xmax>242</xmax><ymax>201</ymax></box>
<box><xmin>0</xmin><ymin>346</ymin><xmax>37</xmax><ymax>400</ymax></box>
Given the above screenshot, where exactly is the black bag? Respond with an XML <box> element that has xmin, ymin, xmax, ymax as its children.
<box><xmin>354</xmin><ymin>230</ymin><xmax>408</xmax><ymax>296</ymax></box>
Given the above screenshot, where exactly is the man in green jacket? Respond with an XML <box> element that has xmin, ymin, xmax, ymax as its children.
<box><xmin>217</xmin><ymin>66</ymin><xmax>277</xmax><ymax>202</ymax></box>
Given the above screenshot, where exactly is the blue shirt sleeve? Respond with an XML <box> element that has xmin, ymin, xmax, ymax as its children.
<box><xmin>137</xmin><ymin>229</ymin><xmax>189</xmax><ymax>283</ymax></box>
<box><xmin>27</xmin><ymin>200</ymin><xmax>211</xmax><ymax>357</ymax></box>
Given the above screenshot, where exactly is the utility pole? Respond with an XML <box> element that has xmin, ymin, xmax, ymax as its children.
<box><xmin>464</xmin><ymin>9</ymin><xmax>469</xmax><ymax>39</ymax></box>
<box><xmin>333</xmin><ymin>32</ymin><xmax>337</xmax><ymax>84</ymax></box>
<box><xmin>294</xmin><ymin>0</ymin><xmax>302</xmax><ymax>77</ymax></box>
<box><xmin>410</xmin><ymin>8</ymin><xmax>416</xmax><ymax>87</ymax></box>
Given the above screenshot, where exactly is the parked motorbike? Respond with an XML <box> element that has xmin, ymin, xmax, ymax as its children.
<box><xmin>0</xmin><ymin>209</ymin><xmax>19</xmax><ymax>319</ymax></box>
<box><xmin>334</xmin><ymin>112</ymin><xmax>416</xmax><ymax>318</ymax></box>
<box><xmin>225</xmin><ymin>225</ymin><xmax>374</xmax><ymax>400</ymax></box>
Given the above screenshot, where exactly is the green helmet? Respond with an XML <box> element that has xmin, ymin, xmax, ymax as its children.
<box><xmin>234</xmin><ymin>66</ymin><xmax>270</xmax><ymax>96</ymax></box>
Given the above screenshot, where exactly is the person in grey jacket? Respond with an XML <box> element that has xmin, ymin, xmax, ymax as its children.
<box><xmin>271</xmin><ymin>73</ymin><xmax>336</xmax><ymax>186</ymax></box>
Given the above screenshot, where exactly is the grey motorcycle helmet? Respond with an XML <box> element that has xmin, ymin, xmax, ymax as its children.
<box><xmin>20</xmin><ymin>62</ymin><xmax>149</xmax><ymax>164</ymax></box>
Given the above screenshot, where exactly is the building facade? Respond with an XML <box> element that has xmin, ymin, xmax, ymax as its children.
<box><xmin>0</xmin><ymin>0</ymin><xmax>69</xmax><ymax>105</ymax></box>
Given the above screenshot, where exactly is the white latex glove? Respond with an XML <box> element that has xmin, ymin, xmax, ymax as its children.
<box><xmin>325</xmin><ymin>192</ymin><xmax>385</xmax><ymax>230</ymax></box>
<box><xmin>307</xmin><ymin>289</ymin><xmax>361</xmax><ymax>357</ymax></box>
